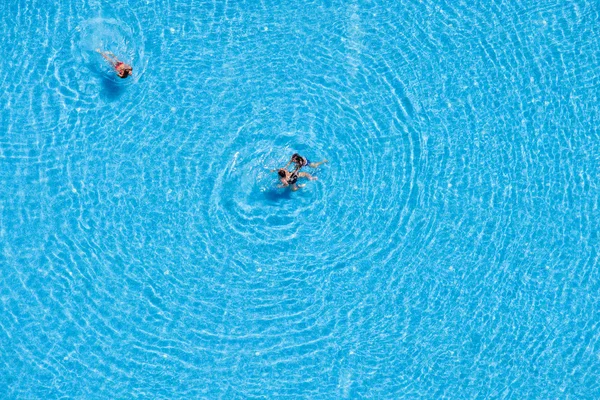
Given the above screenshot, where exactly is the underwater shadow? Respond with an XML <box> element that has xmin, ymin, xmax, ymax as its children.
<box><xmin>263</xmin><ymin>188</ymin><xmax>293</xmax><ymax>203</ymax></box>
<box><xmin>100</xmin><ymin>75</ymin><xmax>125</xmax><ymax>101</ymax></box>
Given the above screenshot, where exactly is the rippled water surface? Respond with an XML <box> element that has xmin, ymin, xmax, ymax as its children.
<box><xmin>2</xmin><ymin>0</ymin><xmax>600</xmax><ymax>398</ymax></box>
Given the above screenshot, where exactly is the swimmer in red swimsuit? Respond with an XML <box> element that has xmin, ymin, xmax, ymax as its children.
<box><xmin>96</xmin><ymin>49</ymin><xmax>133</xmax><ymax>78</ymax></box>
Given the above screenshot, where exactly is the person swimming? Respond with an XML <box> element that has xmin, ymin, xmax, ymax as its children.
<box><xmin>96</xmin><ymin>49</ymin><xmax>133</xmax><ymax>79</ymax></box>
<box><xmin>277</xmin><ymin>168</ymin><xmax>316</xmax><ymax>191</ymax></box>
<box><xmin>284</xmin><ymin>153</ymin><xmax>328</xmax><ymax>171</ymax></box>
<box><xmin>270</xmin><ymin>153</ymin><xmax>328</xmax><ymax>173</ymax></box>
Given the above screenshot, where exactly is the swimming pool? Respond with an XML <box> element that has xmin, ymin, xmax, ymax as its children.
<box><xmin>2</xmin><ymin>0</ymin><xmax>599</xmax><ymax>398</ymax></box>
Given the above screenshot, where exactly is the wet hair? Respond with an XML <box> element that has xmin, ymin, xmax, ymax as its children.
<box><xmin>278</xmin><ymin>169</ymin><xmax>286</xmax><ymax>178</ymax></box>
<box><xmin>291</xmin><ymin>153</ymin><xmax>300</xmax><ymax>162</ymax></box>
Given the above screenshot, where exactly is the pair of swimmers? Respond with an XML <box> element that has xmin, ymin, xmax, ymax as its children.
<box><xmin>273</xmin><ymin>153</ymin><xmax>328</xmax><ymax>191</ymax></box>
<box><xmin>96</xmin><ymin>49</ymin><xmax>133</xmax><ymax>78</ymax></box>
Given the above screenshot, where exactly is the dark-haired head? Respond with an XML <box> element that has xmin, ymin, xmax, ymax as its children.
<box><xmin>291</xmin><ymin>153</ymin><xmax>300</xmax><ymax>162</ymax></box>
<box><xmin>278</xmin><ymin>169</ymin><xmax>286</xmax><ymax>178</ymax></box>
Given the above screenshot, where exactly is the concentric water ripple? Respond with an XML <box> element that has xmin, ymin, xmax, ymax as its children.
<box><xmin>49</xmin><ymin>13</ymin><xmax>147</xmax><ymax>110</ymax></box>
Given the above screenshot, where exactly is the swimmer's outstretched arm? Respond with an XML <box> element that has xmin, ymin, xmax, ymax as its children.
<box><xmin>269</xmin><ymin>159</ymin><xmax>294</xmax><ymax>173</ymax></box>
<box><xmin>282</xmin><ymin>159</ymin><xmax>294</xmax><ymax>170</ymax></box>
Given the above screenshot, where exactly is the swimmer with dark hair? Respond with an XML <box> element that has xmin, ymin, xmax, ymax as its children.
<box><xmin>277</xmin><ymin>168</ymin><xmax>316</xmax><ymax>191</ymax></box>
<box><xmin>270</xmin><ymin>153</ymin><xmax>328</xmax><ymax>173</ymax></box>
<box><xmin>96</xmin><ymin>49</ymin><xmax>133</xmax><ymax>78</ymax></box>
<box><xmin>286</xmin><ymin>153</ymin><xmax>328</xmax><ymax>171</ymax></box>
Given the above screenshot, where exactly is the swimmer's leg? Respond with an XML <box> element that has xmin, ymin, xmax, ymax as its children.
<box><xmin>298</xmin><ymin>172</ymin><xmax>317</xmax><ymax>181</ymax></box>
<box><xmin>308</xmin><ymin>159</ymin><xmax>328</xmax><ymax>168</ymax></box>
<box><xmin>96</xmin><ymin>49</ymin><xmax>118</xmax><ymax>65</ymax></box>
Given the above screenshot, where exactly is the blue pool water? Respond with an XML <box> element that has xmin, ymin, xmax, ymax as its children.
<box><xmin>2</xmin><ymin>0</ymin><xmax>600</xmax><ymax>398</ymax></box>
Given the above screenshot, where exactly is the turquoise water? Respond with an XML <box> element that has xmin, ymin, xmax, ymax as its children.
<box><xmin>2</xmin><ymin>0</ymin><xmax>600</xmax><ymax>398</ymax></box>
